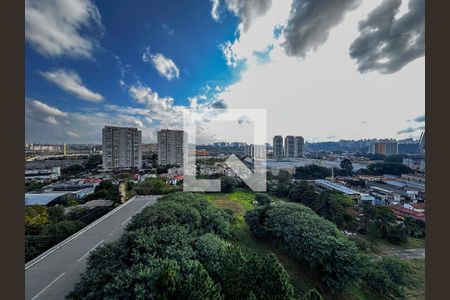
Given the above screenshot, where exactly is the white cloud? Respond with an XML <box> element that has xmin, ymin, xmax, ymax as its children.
<box><xmin>223</xmin><ymin>0</ymin><xmax>272</xmax><ymax>32</ymax></box>
<box><xmin>210</xmin><ymin>0</ymin><xmax>221</xmax><ymax>21</ymax></box>
<box><xmin>25</xmin><ymin>0</ymin><xmax>103</xmax><ymax>58</ymax></box>
<box><xmin>25</xmin><ymin>99</ymin><xmax>157</xmax><ymax>143</ymax></box>
<box><xmin>216</xmin><ymin>0</ymin><xmax>424</xmax><ymax>142</ymax></box>
<box><xmin>142</xmin><ymin>50</ymin><xmax>180</xmax><ymax>80</ymax></box>
<box><xmin>27</xmin><ymin>99</ymin><xmax>68</xmax><ymax>117</ymax></box>
<box><xmin>220</xmin><ymin>41</ymin><xmax>241</xmax><ymax>67</ymax></box>
<box><xmin>67</xmin><ymin>131</ymin><xmax>80</xmax><ymax>137</ymax></box>
<box><xmin>40</xmin><ymin>69</ymin><xmax>103</xmax><ymax>102</ymax></box>
<box><xmin>161</xmin><ymin>23</ymin><xmax>175</xmax><ymax>35</ymax></box>
<box><xmin>45</xmin><ymin>116</ymin><xmax>58</xmax><ymax>125</ymax></box>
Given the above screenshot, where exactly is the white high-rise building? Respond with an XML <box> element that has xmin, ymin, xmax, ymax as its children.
<box><xmin>284</xmin><ymin>136</ymin><xmax>295</xmax><ymax>158</ymax></box>
<box><xmin>157</xmin><ymin>129</ymin><xmax>184</xmax><ymax>166</ymax></box>
<box><xmin>102</xmin><ymin>126</ymin><xmax>142</xmax><ymax>169</ymax></box>
<box><xmin>294</xmin><ymin>136</ymin><xmax>304</xmax><ymax>158</ymax></box>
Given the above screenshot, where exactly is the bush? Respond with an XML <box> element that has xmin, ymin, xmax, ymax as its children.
<box><xmin>255</xmin><ymin>193</ymin><xmax>272</xmax><ymax>206</ymax></box>
<box><xmin>133</xmin><ymin>177</ymin><xmax>174</xmax><ymax>195</ymax></box>
<box><xmin>26</xmin><ymin>220</ymin><xmax>85</xmax><ymax>262</ymax></box>
<box><xmin>287</xmin><ymin>180</ymin><xmax>318</xmax><ymax>206</ymax></box>
<box><xmin>363</xmin><ymin>257</ymin><xmax>413</xmax><ymax>299</ymax></box>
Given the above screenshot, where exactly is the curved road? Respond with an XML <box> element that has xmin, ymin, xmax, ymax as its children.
<box><xmin>25</xmin><ymin>195</ymin><xmax>160</xmax><ymax>300</ymax></box>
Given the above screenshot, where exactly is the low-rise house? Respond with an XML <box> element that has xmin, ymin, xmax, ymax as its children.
<box><xmin>403</xmin><ymin>202</ymin><xmax>425</xmax><ymax>213</ymax></box>
<box><xmin>390</xmin><ymin>205</ymin><xmax>425</xmax><ymax>222</ymax></box>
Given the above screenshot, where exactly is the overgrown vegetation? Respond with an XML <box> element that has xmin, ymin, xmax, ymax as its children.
<box><xmin>83</xmin><ymin>181</ymin><xmax>121</xmax><ymax>203</ymax></box>
<box><xmin>68</xmin><ymin>193</ymin><xmax>296</xmax><ymax>300</ymax></box>
<box><xmin>245</xmin><ymin>201</ymin><xmax>419</xmax><ymax>297</ymax></box>
<box><xmin>25</xmin><ymin>205</ymin><xmax>85</xmax><ymax>262</ymax></box>
<box><xmin>245</xmin><ymin>202</ymin><xmax>364</xmax><ymax>293</ymax></box>
<box><xmin>132</xmin><ymin>177</ymin><xmax>176</xmax><ymax>195</ymax></box>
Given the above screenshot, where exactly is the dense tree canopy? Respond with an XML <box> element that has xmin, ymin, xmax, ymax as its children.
<box><xmin>340</xmin><ymin>159</ymin><xmax>353</xmax><ymax>176</ymax></box>
<box><xmin>133</xmin><ymin>178</ymin><xmax>175</xmax><ymax>195</ymax></box>
<box><xmin>68</xmin><ymin>193</ymin><xmax>296</xmax><ymax>300</ymax></box>
<box><xmin>366</xmin><ymin>162</ymin><xmax>413</xmax><ymax>176</ymax></box>
<box><xmin>245</xmin><ymin>202</ymin><xmax>364</xmax><ymax>293</ymax></box>
<box><xmin>293</xmin><ymin>165</ymin><xmax>331</xmax><ymax>180</ymax></box>
<box><xmin>363</xmin><ymin>257</ymin><xmax>413</xmax><ymax>299</ymax></box>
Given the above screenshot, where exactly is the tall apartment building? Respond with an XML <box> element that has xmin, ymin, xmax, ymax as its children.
<box><xmin>273</xmin><ymin>135</ymin><xmax>284</xmax><ymax>159</ymax></box>
<box><xmin>102</xmin><ymin>126</ymin><xmax>142</xmax><ymax>169</ymax></box>
<box><xmin>370</xmin><ymin>141</ymin><xmax>398</xmax><ymax>156</ymax></box>
<box><xmin>284</xmin><ymin>136</ymin><xmax>295</xmax><ymax>158</ymax></box>
<box><xmin>294</xmin><ymin>136</ymin><xmax>304</xmax><ymax>158</ymax></box>
<box><xmin>157</xmin><ymin>129</ymin><xmax>184</xmax><ymax>166</ymax></box>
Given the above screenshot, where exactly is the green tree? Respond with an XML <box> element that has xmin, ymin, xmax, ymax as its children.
<box><xmin>48</xmin><ymin>206</ymin><xmax>65</xmax><ymax>223</ymax></box>
<box><xmin>293</xmin><ymin>165</ymin><xmax>332</xmax><ymax>180</ymax></box>
<box><xmin>314</xmin><ymin>191</ymin><xmax>356</xmax><ymax>230</ymax></box>
<box><xmin>384</xmin><ymin>154</ymin><xmax>404</xmax><ymax>163</ymax></box>
<box><xmin>277</xmin><ymin>170</ymin><xmax>292</xmax><ymax>185</ymax></box>
<box><xmin>385</xmin><ymin>223</ymin><xmax>409</xmax><ymax>245</ymax></box>
<box><xmin>68</xmin><ymin>193</ymin><xmax>296</xmax><ymax>300</ymax></box>
<box><xmin>25</xmin><ymin>205</ymin><xmax>49</xmax><ymax>234</ymax></box>
<box><xmin>288</xmin><ymin>180</ymin><xmax>318</xmax><ymax>207</ymax></box>
<box><xmin>246</xmin><ymin>202</ymin><xmax>364</xmax><ymax>293</ymax></box>
<box><xmin>363</xmin><ymin>257</ymin><xmax>413</xmax><ymax>299</ymax></box>
<box><xmin>134</xmin><ymin>178</ymin><xmax>174</xmax><ymax>195</ymax></box>
<box><xmin>366</xmin><ymin>162</ymin><xmax>413</xmax><ymax>176</ymax></box>
<box><xmin>221</xmin><ymin>176</ymin><xmax>237</xmax><ymax>193</ymax></box>
<box><xmin>84</xmin><ymin>155</ymin><xmax>102</xmax><ymax>170</ymax></box>
<box><xmin>366</xmin><ymin>222</ymin><xmax>381</xmax><ymax>249</ymax></box>
<box><xmin>255</xmin><ymin>193</ymin><xmax>272</xmax><ymax>206</ymax></box>
<box><xmin>340</xmin><ymin>159</ymin><xmax>353</xmax><ymax>175</ymax></box>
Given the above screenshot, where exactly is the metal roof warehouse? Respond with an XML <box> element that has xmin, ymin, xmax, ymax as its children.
<box><xmin>314</xmin><ymin>179</ymin><xmax>359</xmax><ymax>195</ymax></box>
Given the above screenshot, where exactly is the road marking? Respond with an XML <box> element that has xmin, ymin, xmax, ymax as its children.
<box><xmin>121</xmin><ymin>216</ymin><xmax>132</xmax><ymax>226</ymax></box>
<box><xmin>77</xmin><ymin>240</ymin><xmax>104</xmax><ymax>262</ymax></box>
<box><xmin>31</xmin><ymin>272</ymin><xmax>65</xmax><ymax>300</ymax></box>
<box><xmin>108</xmin><ymin>227</ymin><xmax>119</xmax><ymax>237</ymax></box>
<box><xmin>25</xmin><ymin>196</ymin><xmax>138</xmax><ymax>270</ymax></box>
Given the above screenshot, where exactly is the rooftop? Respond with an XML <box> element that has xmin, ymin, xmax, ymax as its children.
<box><xmin>314</xmin><ymin>179</ymin><xmax>359</xmax><ymax>195</ymax></box>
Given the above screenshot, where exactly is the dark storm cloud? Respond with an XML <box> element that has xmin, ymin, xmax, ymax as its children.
<box><xmin>211</xmin><ymin>99</ymin><xmax>227</xmax><ymax>109</ymax></box>
<box><xmin>350</xmin><ymin>0</ymin><xmax>424</xmax><ymax>74</ymax></box>
<box><xmin>397</xmin><ymin>125</ymin><xmax>425</xmax><ymax>134</ymax></box>
<box><xmin>282</xmin><ymin>0</ymin><xmax>361</xmax><ymax>57</ymax></box>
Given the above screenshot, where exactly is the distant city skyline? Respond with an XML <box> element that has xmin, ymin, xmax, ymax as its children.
<box><xmin>25</xmin><ymin>0</ymin><xmax>424</xmax><ymax>144</ymax></box>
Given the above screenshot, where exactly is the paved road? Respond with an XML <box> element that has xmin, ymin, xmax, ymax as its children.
<box><xmin>25</xmin><ymin>196</ymin><xmax>160</xmax><ymax>300</ymax></box>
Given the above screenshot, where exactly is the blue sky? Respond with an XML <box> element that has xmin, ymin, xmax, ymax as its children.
<box><xmin>25</xmin><ymin>0</ymin><xmax>425</xmax><ymax>144</ymax></box>
<box><xmin>26</xmin><ymin>0</ymin><xmax>239</xmax><ymax>111</ymax></box>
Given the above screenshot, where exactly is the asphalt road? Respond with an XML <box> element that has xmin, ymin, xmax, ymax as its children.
<box><xmin>25</xmin><ymin>195</ymin><xmax>160</xmax><ymax>300</ymax></box>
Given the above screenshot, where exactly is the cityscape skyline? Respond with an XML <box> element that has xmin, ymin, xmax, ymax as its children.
<box><xmin>25</xmin><ymin>0</ymin><xmax>424</xmax><ymax>144</ymax></box>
